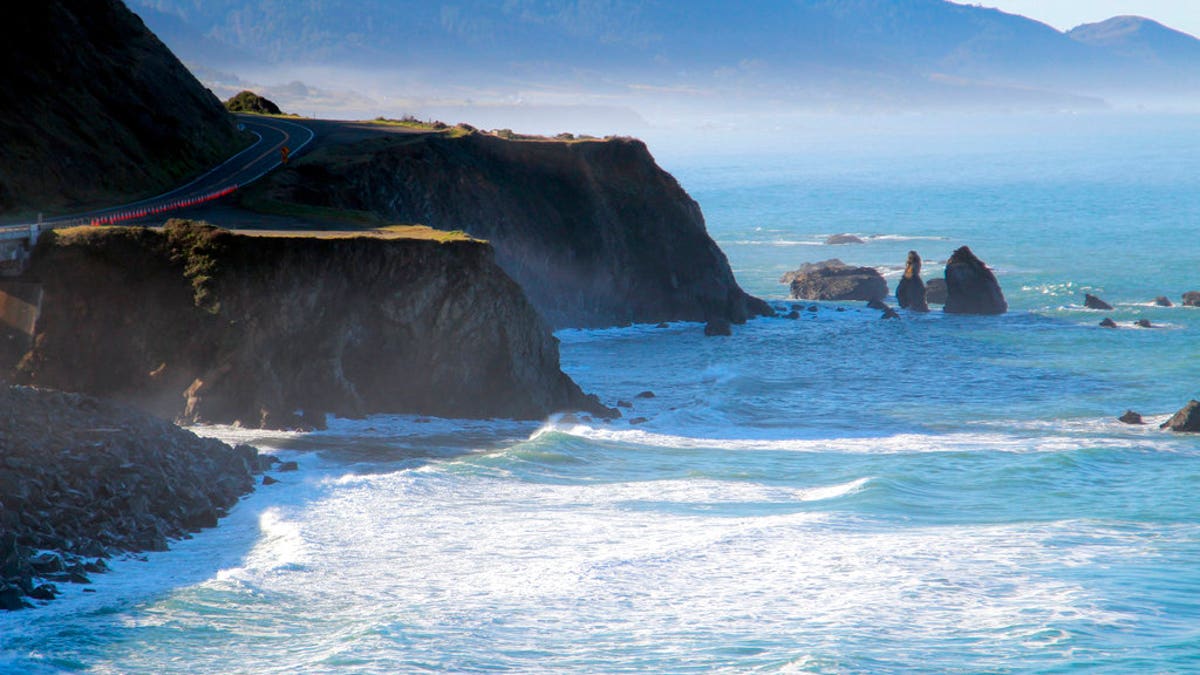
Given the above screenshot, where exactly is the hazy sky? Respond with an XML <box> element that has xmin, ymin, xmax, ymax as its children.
<box><xmin>956</xmin><ymin>1</ymin><xmax>1200</xmax><ymax>37</ymax></box>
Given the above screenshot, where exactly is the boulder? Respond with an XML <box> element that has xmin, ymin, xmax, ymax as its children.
<box><xmin>1183</xmin><ymin>291</ymin><xmax>1200</xmax><ymax>307</ymax></box>
<box><xmin>1099</xmin><ymin>318</ymin><xmax>1117</xmax><ymax>328</ymax></box>
<box><xmin>881</xmin><ymin>306</ymin><xmax>900</xmax><ymax>320</ymax></box>
<box><xmin>925</xmin><ymin>278</ymin><xmax>947</xmax><ymax>305</ymax></box>
<box><xmin>895</xmin><ymin>251</ymin><xmax>930</xmax><ymax>312</ymax></box>
<box><xmin>1155</xmin><ymin>296</ymin><xmax>1173</xmax><ymax>307</ymax></box>
<box><xmin>1118</xmin><ymin>410</ymin><xmax>1145</xmax><ymax>425</ymax></box>
<box><xmin>943</xmin><ymin>246</ymin><xmax>1007</xmax><ymax>315</ymax></box>
<box><xmin>1135</xmin><ymin>319</ymin><xmax>1153</xmax><ymax>328</ymax></box>
<box><xmin>1084</xmin><ymin>293</ymin><xmax>1113</xmax><ymax>310</ymax></box>
<box><xmin>782</xmin><ymin>260</ymin><xmax>887</xmax><ymax>302</ymax></box>
<box><xmin>635</xmin><ymin>391</ymin><xmax>655</xmax><ymax>399</ymax></box>
<box><xmin>825</xmin><ymin>233</ymin><xmax>865</xmax><ymax>245</ymax></box>
<box><xmin>1161</xmin><ymin>400</ymin><xmax>1200</xmax><ymax>432</ymax></box>
<box><xmin>704</xmin><ymin>318</ymin><xmax>732</xmax><ymax>336</ymax></box>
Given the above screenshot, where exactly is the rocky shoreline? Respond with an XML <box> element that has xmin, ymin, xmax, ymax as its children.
<box><xmin>0</xmin><ymin>385</ymin><xmax>273</xmax><ymax>610</ymax></box>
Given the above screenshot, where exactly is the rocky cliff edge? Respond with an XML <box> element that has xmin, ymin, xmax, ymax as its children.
<box><xmin>12</xmin><ymin>221</ymin><xmax>607</xmax><ymax>428</ymax></box>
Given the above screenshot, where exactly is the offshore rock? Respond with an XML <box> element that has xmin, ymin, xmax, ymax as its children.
<box><xmin>1161</xmin><ymin>400</ymin><xmax>1200</xmax><ymax>432</ymax></box>
<box><xmin>783</xmin><ymin>260</ymin><xmax>887</xmax><ymax>302</ymax></box>
<box><xmin>1183</xmin><ymin>291</ymin><xmax>1200</xmax><ymax>307</ymax></box>
<box><xmin>1118</xmin><ymin>410</ymin><xmax>1145</xmax><ymax>425</ymax></box>
<box><xmin>704</xmin><ymin>317</ymin><xmax>732</xmax><ymax>336</ymax></box>
<box><xmin>926</xmin><ymin>278</ymin><xmax>948</xmax><ymax>305</ymax></box>
<box><xmin>943</xmin><ymin>246</ymin><xmax>1007</xmax><ymax>315</ymax></box>
<box><xmin>895</xmin><ymin>250</ymin><xmax>930</xmax><ymax>312</ymax></box>
<box><xmin>1099</xmin><ymin>318</ymin><xmax>1118</xmax><ymax>328</ymax></box>
<box><xmin>14</xmin><ymin>221</ymin><xmax>607</xmax><ymax>428</ymax></box>
<box><xmin>1154</xmin><ymin>296</ymin><xmax>1173</xmax><ymax>307</ymax></box>
<box><xmin>1084</xmin><ymin>293</ymin><xmax>1113</xmax><ymax>310</ymax></box>
<box><xmin>825</xmin><ymin>233</ymin><xmax>865</xmax><ymax>245</ymax></box>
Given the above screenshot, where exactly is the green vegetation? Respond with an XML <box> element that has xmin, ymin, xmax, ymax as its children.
<box><xmin>224</xmin><ymin>90</ymin><xmax>283</xmax><ymax>115</ymax></box>
<box><xmin>370</xmin><ymin>116</ymin><xmax>475</xmax><ymax>138</ymax></box>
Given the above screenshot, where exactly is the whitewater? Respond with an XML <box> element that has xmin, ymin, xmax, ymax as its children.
<box><xmin>3</xmin><ymin>113</ymin><xmax>1200</xmax><ymax>673</ymax></box>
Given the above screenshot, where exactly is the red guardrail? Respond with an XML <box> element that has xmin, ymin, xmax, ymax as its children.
<box><xmin>88</xmin><ymin>185</ymin><xmax>239</xmax><ymax>226</ymax></box>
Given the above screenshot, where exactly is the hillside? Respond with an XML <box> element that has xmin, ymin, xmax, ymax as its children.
<box><xmin>129</xmin><ymin>0</ymin><xmax>1200</xmax><ymax>113</ymax></box>
<box><xmin>0</xmin><ymin>0</ymin><xmax>244</xmax><ymax>217</ymax></box>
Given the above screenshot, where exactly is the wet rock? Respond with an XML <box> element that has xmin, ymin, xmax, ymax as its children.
<box><xmin>1118</xmin><ymin>410</ymin><xmax>1145</xmax><ymax>425</ymax></box>
<box><xmin>866</xmin><ymin>298</ymin><xmax>889</xmax><ymax>311</ymax></box>
<box><xmin>881</xmin><ymin>306</ymin><xmax>900</xmax><ymax>320</ymax></box>
<box><xmin>262</xmin><ymin>475</ymin><xmax>279</xmax><ymax>486</ymax></box>
<box><xmin>617</xmin><ymin>400</ymin><xmax>633</xmax><ymax>408</ymax></box>
<box><xmin>1155</xmin><ymin>296</ymin><xmax>1173</xmax><ymax>307</ymax></box>
<box><xmin>704</xmin><ymin>318</ymin><xmax>732</xmax><ymax>336</ymax></box>
<box><xmin>784</xmin><ymin>311</ymin><xmax>800</xmax><ymax>320</ymax></box>
<box><xmin>895</xmin><ymin>251</ymin><xmax>930</xmax><ymax>312</ymax></box>
<box><xmin>628</xmin><ymin>417</ymin><xmax>648</xmax><ymax>425</ymax></box>
<box><xmin>277</xmin><ymin>461</ymin><xmax>299</xmax><ymax>472</ymax></box>
<box><xmin>943</xmin><ymin>246</ymin><xmax>1007</xmax><ymax>315</ymax></box>
<box><xmin>1099</xmin><ymin>318</ymin><xmax>1118</xmax><ymax>328</ymax></box>
<box><xmin>1161</xmin><ymin>400</ymin><xmax>1200</xmax><ymax>432</ymax></box>
<box><xmin>807</xmin><ymin>305</ymin><xmax>818</xmax><ymax>313</ymax></box>
<box><xmin>825</xmin><ymin>233</ymin><xmax>865</xmax><ymax>245</ymax></box>
<box><xmin>925</xmin><ymin>278</ymin><xmax>948</xmax><ymax>305</ymax></box>
<box><xmin>1183</xmin><ymin>291</ymin><xmax>1200</xmax><ymax>307</ymax></box>
<box><xmin>1135</xmin><ymin>319</ymin><xmax>1153</xmax><ymax>328</ymax></box>
<box><xmin>28</xmin><ymin>584</ymin><xmax>58</xmax><ymax>601</ymax></box>
<box><xmin>656</xmin><ymin>322</ymin><xmax>670</xmax><ymax>328</ymax></box>
<box><xmin>782</xmin><ymin>260</ymin><xmax>887</xmax><ymax>302</ymax></box>
<box><xmin>1084</xmin><ymin>293</ymin><xmax>1113</xmax><ymax>311</ymax></box>
<box><xmin>636</xmin><ymin>391</ymin><xmax>656</xmax><ymax>399</ymax></box>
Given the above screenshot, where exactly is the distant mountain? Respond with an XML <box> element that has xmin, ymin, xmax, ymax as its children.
<box><xmin>0</xmin><ymin>0</ymin><xmax>243</xmax><ymax>216</ymax></box>
<box><xmin>1070</xmin><ymin>16</ymin><xmax>1200</xmax><ymax>64</ymax></box>
<box><xmin>126</xmin><ymin>0</ymin><xmax>1200</xmax><ymax>117</ymax></box>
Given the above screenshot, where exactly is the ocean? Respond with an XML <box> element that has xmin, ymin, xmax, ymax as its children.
<box><xmin>3</xmin><ymin>112</ymin><xmax>1200</xmax><ymax>673</ymax></box>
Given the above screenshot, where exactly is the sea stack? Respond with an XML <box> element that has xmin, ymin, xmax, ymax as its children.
<box><xmin>943</xmin><ymin>246</ymin><xmax>1007</xmax><ymax>315</ymax></box>
<box><xmin>1084</xmin><ymin>293</ymin><xmax>1113</xmax><ymax>310</ymax></box>
<box><xmin>1161</xmin><ymin>400</ymin><xmax>1200</xmax><ymax>432</ymax></box>
<box><xmin>782</xmin><ymin>260</ymin><xmax>887</xmax><ymax>302</ymax></box>
<box><xmin>895</xmin><ymin>250</ymin><xmax>930</xmax><ymax>312</ymax></box>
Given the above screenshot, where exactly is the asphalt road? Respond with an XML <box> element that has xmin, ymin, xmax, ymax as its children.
<box><xmin>30</xmin><ymin>114</ymin><xmax>314</xmax><ymax>229</ymax></box>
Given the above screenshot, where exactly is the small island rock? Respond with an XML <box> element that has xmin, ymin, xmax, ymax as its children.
<box><xmin>1155</xmin><ymin>296</ymin><xmax>1173</xmax><ymax>307</ymax></box>
<box><xmin>825</xmin><ymin>233</ymin><xmax>865</xmax><ymax>245</ymax></box>
<box><xmin>1183</xmin><ymin>291</ymin><xmax>1200</xmax><ymax>307</ymax></box>
<box><xmin>943</xmin><ymin>246</ymin><xmax>1007</xmax><ymax>315</ymax></box>
<box><xmin>1161</xmin><ymin>400</ymin><xmax>1200</xmax><ymax>432</ymax></box>
<box><xmin>895</xmin><ymin>250</ymin><xmax>930</xmax><ymax>312</ymax></box>
<box><xmin>1084</xmin><ymin>293</ymin><xmax>1113</xmax><ymax>311</ymax></box>
<box><xmin>1099</xmin><ymin>318</ymin><xmax>1118</xmax><ymax>328</ymax></box>
<box><xmin>704</xmin><ymin>318</ymin><xmax>732</xmax><ymax>336</ymax></box>
<box><xmin>925</xmin><ymin>278</ymin><xmax>948</xmax><ymax>305</ymax></box>
<box><xmin>1118</xmin><ymin>410</ymin><xmax>1145</xmax><ymax>425</ymax></box>
<box><xmin>782</xmin><ymin>260</ymin><xmax>888</xmax><ymax>302</ymax></box>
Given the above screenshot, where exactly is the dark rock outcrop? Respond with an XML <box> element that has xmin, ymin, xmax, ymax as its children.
<box><xmin>12</xmin><ymin>221</ymin><xmax>606</xmax><ymax>428</ymax></box>
<box><xmin>825</xmin><ymin>233</ymin><xmax>865</xmax><ymax>245</ymax></box>
<box><xmin>0</xmin><ymin>0</ymin><xmax>243</xmax><ymax>215</ymax></box>
<box><xmin>926</xmin><ymin>278</ymin><xmax>948</xmax><ymax>305</ymax></box>
<box><xmin>1118</xmin><ymin>410</ymin><xmax>1145</xmax><ymax>425</ymax></box>
<box><xmin>1099</xmin><ymin>318</ymin><xmax>1118</xmax><ymax>328</ymax></box>
<box><xmin>224</xmin><ymin>90</ymin><xmax>282</xmax><ymax>115</ymax></box>
<box><xmin>1135</xmin><ymin>318</ymin><xmax>1153</xmax><ymax>328</ymax></box>
<box><xmin>256</xmin><ymin>132</ymin><xmax>769</xmax><ymax>328</ymax></box>
<box><xmin>1155</xmin><ymin>296</ymin><xmax>1173</xmax><ymax>307</ymax></box>
<box><xmin>895</xmin><ymin>250</ymin><xmax>930</xmax><ymax>312</ymax></box>
<box><xmin>1084</xmin><ymin>293</ymin><xmax>1113</xmax><ymax>310</ymax></box>
<box><xmin>943</xmin><ymin>246</ymin><xmax>1007</xmax><ymax>315</ymax></box>
<box><xmin>1183</xmin><ymin>291</ymin><xmax>1200</xmax><ymax>307</ymax></box>
<box><xmin>782</xmin><ymin>259</ymin><xmax>887</xmax><ymax>302</ymax></box>
<box><xmin>704</xmin><ymin>318</ymin><xmax>732</xmax><ymax>336</ymax></box>
<box><xmin>0</xmin><ymin>385</ymin><xmax>261</xmax><ymax>609</ymax></box>
<box><xmin>1161</xmin><ymin>400</ymin><xmax>1200</xmax><ymax>432</ymax></box>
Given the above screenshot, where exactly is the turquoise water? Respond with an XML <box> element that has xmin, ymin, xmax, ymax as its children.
<box><xmin>4</xmin><ymin>113</ymin><xmax>1200</xmax><ymax>673</ymax></box>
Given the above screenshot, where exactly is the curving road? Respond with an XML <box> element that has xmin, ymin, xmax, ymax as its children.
<box><xmin>0</xmin><ymin>114</ymin><xmax>313</xmax><ymax>236</ymax></box>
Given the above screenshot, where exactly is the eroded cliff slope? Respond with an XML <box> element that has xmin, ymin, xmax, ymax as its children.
<box><xmin>13</xmin><ymin>221</ymin><xmax>603</xmax><ymax>428</ymax></box>
<box><xmin>257</xmin><ymin>131</ymin><xmax>770</xmax><ymax>328</ymax></box>
<box><xmin>0</xmin><ymin>0</ymin><xmax>243</xmax><ymax>216</ymax></box>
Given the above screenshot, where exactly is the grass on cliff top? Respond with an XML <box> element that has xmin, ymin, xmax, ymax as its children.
<box><xmin>238</xmin><ymin>225</ymin><xmax>480</xmax><ymax>243</ymax></box>
<box><xmin>370</xmin><ymin>116</ymin><xmax>474</xmax><ymax>138</ymax></box>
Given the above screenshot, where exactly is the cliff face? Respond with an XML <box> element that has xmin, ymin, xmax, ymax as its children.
<box><xmin>0</xmin><ymin>0</ymin><xmax>243</xmax><ymax>216</ymax></box>
<box><xmin>260</xmin><ymin>132</ymin><xmax>771</xmax><ymax>328</ymax></box>
<box><xmin>13</xmin><ymin>221</ymin><xmax>602</xmax><ymax>428</ymax></box>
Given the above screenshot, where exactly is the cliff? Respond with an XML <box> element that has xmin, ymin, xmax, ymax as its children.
<box><xmin>12</xmin><ymin>221</ymin><xmax>604</xmax><ymax>428</ymax></box>
<box><xmin>255</xmin><ymin>131</ymin><xmax>771</xmax><ymax>328</ymax></box>
<box><xmin>0</xmin><ymin>0</ymin><xmax>243</xmax><ymax>216</ymax></box>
